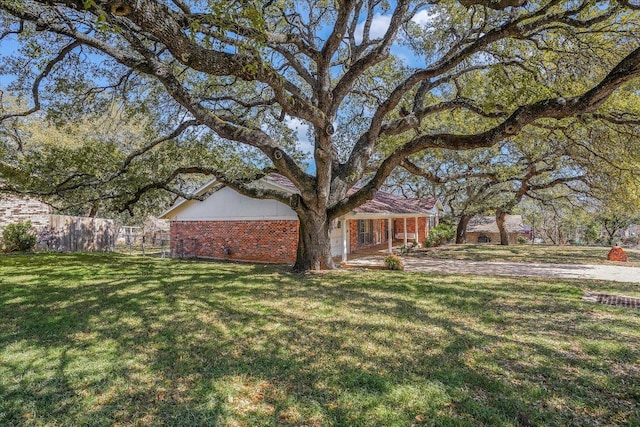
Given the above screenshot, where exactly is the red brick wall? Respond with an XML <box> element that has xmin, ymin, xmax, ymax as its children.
<box><xmin>379</xmin><ymin>219</ymin><xmax>389</xmax><ymax>245</ymax></box>
<box><xmin>348</xmin><ymin>219</ymin><xmax>390</xmax><ymax>253</ymax></box>
<box><xmin>349</xmin><ymin>220</ymin><xmax>358</xmax><ymax>253</ymax></box>
<box><xmin>170</xmin><ymin>220</ymin><xmax>299</xmax><ymax>263</ymax></box>
<box><xmin>170</xmin><ymin>217</ymin><xmax>434</xmax><ymax>262</ymax></box>
<box><xmin>394</xmin><ymin>218</ymin><xmax>406</xmax><ymax>241</ymax></box>
<box><xmin>393</xmin><ymin>218</ymin><xmax>414</xmax><ymax>241</ymax></box>
<box><xmin>418</xmin><ymin>217</ymin><xmax>427</xmax><ymax>243</ymax></box>
<box><xmin>392</xmin><ymin>217</ymin><xmax>430</xmax><ymax>244</ymax></box>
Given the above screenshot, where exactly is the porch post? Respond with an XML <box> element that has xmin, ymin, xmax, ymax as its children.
<box><xmin>341</xmin><ymin>219</ymin><xmax>348</xmax><ymax>264</ymax></box>
<box><xmin>403</xmin><ymin>217</ymin><xmax>408</xmax><ymax>247</ymax></box>
<box><xmin>426</xmin><ymin>216</ymin><xmax>429</xmax><ymax>239</ymax></box>
<box><xmin>415</xmin><ymin>217</ymin><xmax>419</xmax><ymax>243</ymax></box>
<box><xmin>387</xmin><ymin>218</ymin><xmax>393</xmax><ymax>254</ymax></box>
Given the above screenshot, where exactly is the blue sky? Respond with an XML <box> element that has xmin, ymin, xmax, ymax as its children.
<box><xmin>0</xmin><ymin>5</ymin><xmax>438</xmax><ymax>176</ymax></box>
<box><xmin>282</xmin><ymin>7</ymin><xmax>439</xmax><ymax>158</ymax></box>
<box><xmin>0</xmin><ymin>36</ymin><xmax>19</xmax><ymax>87</ymax></box>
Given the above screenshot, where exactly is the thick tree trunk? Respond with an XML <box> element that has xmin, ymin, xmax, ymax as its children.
<box><xmin>456</xmin><ymin>214</ymin><xmax>472</xmax><ymax>244</ymax></box>
<box><xmin>87</xmin><ymin>203</ymin><xmax>98</xmax><ymax>218</ymax></box>
<box><xmin>292</xmin><ymin>210</ymin><xmax>335</xmax><ymax>272</ymax></box>
<box><xmin>496</xmin><ymin>209</ymin><xmax>509</xmax><ymax>246</ymax></box>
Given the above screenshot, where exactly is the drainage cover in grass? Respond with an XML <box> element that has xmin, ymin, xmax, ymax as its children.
<box><xmin>582</xmin><ymin>292</ymin><xmax>640</xmax><ymax>309</ymax></box>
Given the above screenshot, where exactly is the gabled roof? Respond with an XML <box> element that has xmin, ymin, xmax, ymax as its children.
<box><xmin>160</xmin><ymin>173</ymin><xmax>441</xmax><ymax>219</ymax></box>
<box><xmin>466</xmin><ymin>215</ymin><xmax>527</xmax><ymax>234</ymax></box>
<box><xmin>158</xmin><ymin>179</ymin><xmax>222</xmax><ymax>219</ymax></box>
<box><xmin>350</xmin><ymin>190</ymin><xmax>438</xmax><ymax>216</ymax></box>
<box><xmin>262</xmin><ymin>173</ymin><xmax>299</xmax><ymax>192</ymax></box>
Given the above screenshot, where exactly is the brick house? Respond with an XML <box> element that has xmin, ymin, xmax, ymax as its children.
<box><xmin>160</xmin><ymin>174</ymin><xmax>442</xmax><ymax>264</ymax></box>
<box><xmin>466</xmin><ymin>215</ymin><xmax>531</xmax><ymax>244</ymax></box>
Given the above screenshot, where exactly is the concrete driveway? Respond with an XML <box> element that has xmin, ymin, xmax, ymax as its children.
<box><xmin>346</xmin><ymin>256</ymin><xmax>640</xmax><ymax>283</ymax></box>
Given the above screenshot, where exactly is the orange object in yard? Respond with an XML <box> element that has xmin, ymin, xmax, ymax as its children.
<box><xmin>607</xmin><ymin>246</ymin><xmax>628</xmax><ymax>262</ymax></box>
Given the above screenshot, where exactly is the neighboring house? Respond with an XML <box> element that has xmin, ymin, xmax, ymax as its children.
<box><xmin>160</xmin><ymin>174</ymin><xmax>443</xmax><ymax>264</ymax></box>
<box><xmin>466</xmin><ymin>215</ymin><xmax>531</xmax><ymax>244</ymax></box>
<box><xmin>620</xmin><ymin>224</ymin><xmax>639</xmax><ymax>245</ymax></box>
<box><xmin>0</xmin><ymin>193</ymin><xmax>116</xmax><ymax>251</ymax></box>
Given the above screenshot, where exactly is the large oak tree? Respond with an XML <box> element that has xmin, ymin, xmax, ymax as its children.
<box><xmin>397</xmin><ymin>126</ymin><xmax>610</xmax><ymax>245</ymax></box>
<box><xmin>1</xmin><ymin>0</ymin><xmax>640</xmax><ymax>270</ymax></box>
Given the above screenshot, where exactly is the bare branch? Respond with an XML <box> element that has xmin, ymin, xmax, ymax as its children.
<box><xmin>114</xmin><ymin>119</ymin><xmax>201</xmax><ymax>176</ymax></box>
<box><xmin>0</xmin><ymin>20</ymin><xmax>23</xmax><ymax>40</ymax></box>
<box><xmin>331</xmin><ymin>0</ymin><xmax>411</xmax><ymax>112</ymax></box>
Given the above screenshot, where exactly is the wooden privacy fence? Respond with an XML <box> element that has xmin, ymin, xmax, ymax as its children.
<box><xmin>37</xmin><ymin>215</ymin><xmax>116</xmax><ymax>252</ymax></box>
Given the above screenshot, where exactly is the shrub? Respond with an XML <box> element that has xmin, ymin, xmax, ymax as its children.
<box><xmin>517</xmin><ymin>236</ymin><xmax>528</xmax><ymax>244</ymax></box>
<box><xmin>2</xmin><ymin>220</ymin><xmax>37</xmax><ymax>253</ymax></box>
<box><xmin>398</xmin><ymin>241</ymin><xmax>418</xmax><ymax>255</ymax></box>
<box><xmin>384</xmin><ymin>254</ymin><xmax>404</xmax><ymax>271</ymax></box>
<box><xmin>424</xmin><ymin>224</ymin><xmax>455</xmax><ymax>247</ymax></box>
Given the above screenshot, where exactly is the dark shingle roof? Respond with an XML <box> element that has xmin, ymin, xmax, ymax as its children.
<box><xmin>263</xmin><ymin>173</ymin><xmax>299</xmax><ymax>192</ymax></box>
<box><xmin>351</xmin><ymin>191</ymin><xmax>437</xmax><ymax>215</ymax></box>
<box><xmin>161</xmin><ymin>174</ymin><xmax>440</xmax><ymax>219</ymax></box>
<box><xmin>265</xmin><ymin>174</ymin><xmax>436</xmax><ymax>215</ymax></box>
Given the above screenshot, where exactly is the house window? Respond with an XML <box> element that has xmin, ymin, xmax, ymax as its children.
<box><xmin>358</xmin><ymin>219</ymin><xmax>374</xmax><ymax>245</ymax></box>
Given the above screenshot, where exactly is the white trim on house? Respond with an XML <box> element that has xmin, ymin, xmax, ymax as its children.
<box><xmin>160</xmin><ymin>174</ymin><xmax>444</xmax><ymax>261</ymax></box>
<box><xmin>343</xmin><ymin>212</ymin><xmax>431</xmax><ymax>220</ymax></box>
<box><xmin>170</xmin><ymin>216</ymin><xmax>298</xmax><ymax>221</ymax></box>
<box><xmin>253</xmin><ymin>178</ymin><xmax>297</xmax><ymax>195</ymax></box>
<box><xmin>159</xmin><ymin>179</ymin><xmax>221</xmax><ymax>219</ymax></box>
<box><xmin>163</xmin><ymin>186</ymin><xmax>297</xmax><ymax>221</ymax></box>
<box><xmin>159</xmin><ymin>177</ymin><xmax>299</xmax><ymax>220</ymax></box>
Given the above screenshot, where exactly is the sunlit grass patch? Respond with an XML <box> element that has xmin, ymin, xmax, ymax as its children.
<box><xmin>1</xmin><ymin>253</ymin><xmax>639</xmax><ymax>426</ymax></box>
<box><xmin>418</xmin><ymin>243</ymin><xmax>640</xmax><ymax>266</ymax></box>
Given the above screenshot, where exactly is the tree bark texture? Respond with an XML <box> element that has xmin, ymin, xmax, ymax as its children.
<box><xmin>292</xmin><ymin>210</ymin><xmax>335</xmax><ymax>272</ymax></box>
<box><xmin>496</xmin><ymin>209</ymin><xmax>509</xmax><ymax>246</ymax></box>
<box><xmin>456</xmin><ymin>214</ymin><xmax>472</xmax><ymax>244</ymax></box>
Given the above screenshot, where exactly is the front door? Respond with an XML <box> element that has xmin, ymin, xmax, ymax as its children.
<box><xmin>330</xmin><ymin>221</ymin><xmax>346</xmax><ymax>257</ymax></box>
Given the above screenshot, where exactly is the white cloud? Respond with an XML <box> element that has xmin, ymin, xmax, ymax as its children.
<box><xmin>354</xmin><ymin>14</ymin><xmax>391</xmax><ymax>44</ymax></box>
<box><xmin>354</xmin><ymin>9</ymin><xmax>440</xmax><ymax>44</ymax></box>
<box><xmin>411</xmin><ymin>9</ymin><xmax>438</xmax><ymax>27</ymax></box>
<box><xmin>284</xmin><ymin>116</ymin><xmax>313</xmax><ymax>154</ymax></box>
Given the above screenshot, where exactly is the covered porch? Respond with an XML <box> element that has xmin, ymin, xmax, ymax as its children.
<box><xmin>331</xmin><ymin>214</ymin><xmax>435</xmax><ymax>264</ymax></box>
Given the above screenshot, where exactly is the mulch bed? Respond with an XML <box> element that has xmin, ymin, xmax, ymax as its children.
<box><xmin>582</xmin><ymin>292</ymin><xmax>640</xmax><ymax>309</ymax></box>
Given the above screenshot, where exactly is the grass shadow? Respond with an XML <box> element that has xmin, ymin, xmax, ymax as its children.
<box><xmin>1</xmin><ymin>253</ymin><xmax>639</xmax><ymax>426</ymax></box>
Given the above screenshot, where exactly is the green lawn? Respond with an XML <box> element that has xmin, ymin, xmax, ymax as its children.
<box><xmin>1</xmin><ymin>253</ymin><xmax>639</xmax><ymax>426</ymax></box>
<box><xmin>416</xmin><ymin>244</ymin><xmax>640</xmax><ymax>266</ymax></box>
